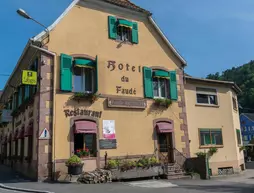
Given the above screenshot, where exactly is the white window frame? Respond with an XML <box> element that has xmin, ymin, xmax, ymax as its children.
<box><xmin>153</xmin><ymin>78</ymin><xmax>169</xmax><ymax>99</ymax></box>
<box><xmin>116</xmin><ymin>25</ymin><xmax>132</xmax><ymax>42</ymax></box>
<box><xmin>196</xmin><ymin>87</ymin><xmax>218</xmax><ymax>105</ymax></box>
<box><xmin>73</xmin><ymin>67</ymin><xmax>95</xmax><ymax>94</ymax></box>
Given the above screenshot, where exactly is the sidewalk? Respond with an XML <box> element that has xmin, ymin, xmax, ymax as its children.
<box><xmin>0</xmin><ymin>164</ymin><xmax>120</xmax><ymax>193</ymax></box>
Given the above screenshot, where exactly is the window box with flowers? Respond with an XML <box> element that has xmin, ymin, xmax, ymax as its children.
<box><xmin>69</xmin><ymin>93</ymin><xmax>99</xmax><ymax>103</ymax></box>
<box><xmin>75</xmin><ymin>148</ymin><xmax>91</xmax><ymax>158</ymax></box>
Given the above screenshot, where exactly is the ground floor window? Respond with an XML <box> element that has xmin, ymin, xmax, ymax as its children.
<box><xmin>20</xmin><ymin>138</ymin><xmax>24</xmax><ymax>160</ymax></box>
<box><xmin>27</xmin><ymin>135</ymin><xmax>33</xmax><ymax>159</ymax></box>
<box><xmin>199</xmin><ymin>129</ymin><xmax>223</xmax><ymax>146</ymax></box>
<box><xmin>158</xmin><ymin>134</ymin><xmax>168</xmax><ymax>153</ymax></box>
<box><xmin>74</xmin><ymin>133</ymin><xmax>97</xmax><ymax>157</ymax></box>
<box><xmin>15</xmin><ymin>140</ymin><xmax>18</xmax><ymax>157</ymax></box>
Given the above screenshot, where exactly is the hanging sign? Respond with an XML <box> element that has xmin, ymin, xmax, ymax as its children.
<box><xmin>103</xmin><ymin>120</ymin><xmax>116</xmax><ymax>139</ymax></box>
<box><xmin>39</xmin><ymin>128</ymin><xmax>51</xmax><ymax>140</ymax></box>
<box><xmin>22</xmin><ymin>70</ymin><xmax>37</xmax><ymax>85</ymax></box>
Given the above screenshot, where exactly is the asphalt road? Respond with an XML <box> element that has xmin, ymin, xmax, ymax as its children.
<box><xmin>1</xmin><ymin>164</ymin><xmax>254</xmax><ymax>193</ymax></box>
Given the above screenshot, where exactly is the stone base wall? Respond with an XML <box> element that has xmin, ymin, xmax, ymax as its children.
<box><xmin>210</xmin><ymin>160</ymin><xmax>244</xmax><ymax>176</ymax></box>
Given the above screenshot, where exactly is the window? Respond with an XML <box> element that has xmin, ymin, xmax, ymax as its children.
<box><xmin>15</xmin><ymin>140</ymin><xmax>18</xmax><ymax>157</ymax></box>
<box><xmin>117</xmin><ymin>25</ymin><xmax>132</xmax><ymax>42</ymax></box>
<box><xmin>74</xmin><ymin>133</ymin><xmax>97</xmax><ymax>157</ymax></box>
<box><xmin>73</xmin><ymin>67</ymin><xmax>94</xmax><ymax>93</ymax></box>
<box><xmin>27</xmin><ymin>135</ymin><xmax>33</xmax><ymax>159</ymax></box>
<box><xmin>153</xmin><ymin>78</ymin><xmax>169</xmax><ymax>98</ymax></box>
<box><xmin>243</xmin><ymin>135</ymin><xmax>248</xmax><ymax>141</ymax></box>
<box><xmin>196</xmin><ymin>87</ymin><xmax>218</xmax><ymax>105</ymax></box>
<box><xmin>20</xmin><ymin>138</ymin><xmax>24</xmax><ymax>160</ymax></box>
<box><xmin>252</xmin><ymin>126</ymin><xmax>254</xmax><ymax>131</ymax></box>
<box><xmin>232</xmin><ymin>97</ymin><xmax>237</xmax><ymax>110</ymax></box>
<box><xmin>249</xmin><ymin>127</ymin><xmax>251</xmax><ymax>131</ymax></box>
<box><xmin>199</xmin><ymin>129</ymin><xmax>223</xmax><ymax>146</ymax></box>
<box><xmin>108</xmin><ymin>16</ymin><xmax>138</xmax><ymax>44</ymax></box>
<box><xmin>236</xmin><ymin>129</ymin><xmax>241</xmax><ymax>145</ymax></box>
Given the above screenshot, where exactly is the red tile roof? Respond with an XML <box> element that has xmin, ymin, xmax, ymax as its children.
<box><xmin>104</xmin><ymin>0</ymin><xmax>151</xmax><ymax>15</ymax></box>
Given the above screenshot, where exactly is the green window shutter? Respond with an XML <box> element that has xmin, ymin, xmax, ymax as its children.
<box><xmin>108</xmin><ymin>16</ymin><xmax>117</xmax><ymax>39</ymax></box>
<box><xmin>25</xmin><ymin>85</ymin><xmax>29</xmax><ymax>100</ymax></box>
<box><xmin>132</xmin><ymin>22</ymin><xmax>139</xmax><ymax>44</ymax></box>
<box><xmin>94</xmin><ymin>56</ymin><xmax>98</xmax><ymax>93</ymax></box>
<box><xmin>143</xmin><ymin>67</ymin><xmax>153</xmax><ymax>98</ymax></box>
<box><xmin>18</xmin><ymin>87</ymin><xmax>22</xmax><ymax>106</ymax></box>
<box><xmin>60</xmin><ymin>53</ymin><xmax>73</xmax><ymax>92</ymax></box>
<box><xmin>169</xmin><ymin>71</ymin><xmax>178</xmax><ymax>100</ymax></box>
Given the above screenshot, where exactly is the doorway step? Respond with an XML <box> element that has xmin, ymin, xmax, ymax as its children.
<box><xmin>164</xmin><ymin>163</ymin><xmax>191</xmax><ymax>180</ymax></box>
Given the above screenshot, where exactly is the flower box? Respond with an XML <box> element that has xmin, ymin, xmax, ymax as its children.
<box><xmin>111</xmin><ymin>166</ymin><xmax>163</xmax><ymax>180</ymax></box>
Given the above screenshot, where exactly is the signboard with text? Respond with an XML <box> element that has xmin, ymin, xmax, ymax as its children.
<box><xmin>22</xmin><ymin>70</ymin><xmax>37</xmax><ymax>85</ymax></box>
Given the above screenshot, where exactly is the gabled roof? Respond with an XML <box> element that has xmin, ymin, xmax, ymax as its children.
<box><xmin>241</xmin><ymin>113</ymin><xmax>254</xmax><ymax>122</ymax></box>
<box><xmin>32</xmin><ymin>0</ymin><xmax>186</xmax><ymax>66</ymax></box>
<box><xmin>104</xmin><ymin>0</ymin><xmax>151</xmax><ymax>15</ymax></box>
<box><xmin>185</xmin><ymin>75</ymin><xmax>242</xmax><ymax>94</ymax></box>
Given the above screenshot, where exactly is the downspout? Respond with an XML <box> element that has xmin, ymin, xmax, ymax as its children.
<box><xmin>30</xmin><ymin>43</ymin><xmax>57</xmax><ymax>181</ymax></box>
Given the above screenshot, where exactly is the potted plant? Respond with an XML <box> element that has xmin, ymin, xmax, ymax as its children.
<box><xmin>65</xmin><ymin>155</ymin><xmax>84</xmax><ymax>175</ymax></box>
<box><xmin>69</xmin><ymin>93</ymin><xmax>99</xmax><ymax>103</ymax></box>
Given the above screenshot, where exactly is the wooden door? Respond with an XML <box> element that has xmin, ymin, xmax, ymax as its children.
<box><xmin>158</xmin><ymin>133</ymin><xmax>174</xmax><ymax>163</ymax></box>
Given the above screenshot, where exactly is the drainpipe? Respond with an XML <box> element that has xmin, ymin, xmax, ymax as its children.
<box><xmin>29</xmin><ymin>43</ymin><xmax>56</xmax><ymax>180</ymax></box>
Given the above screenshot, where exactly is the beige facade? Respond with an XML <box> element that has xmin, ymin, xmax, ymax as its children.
<box><xmin>184</xmin><ymin>77</ymin><xmax>244</xmax><ymax>175</ymax></box>
<box><xmin>0</xmin><ymin>0</ymin><xmax>190</xmax><ymax>181</ymax></box>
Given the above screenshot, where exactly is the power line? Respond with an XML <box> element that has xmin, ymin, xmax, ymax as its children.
<box><xmin>0</xmin><ymin>74</ymin><xmax>10</xmax><ymax>77</ymax></box>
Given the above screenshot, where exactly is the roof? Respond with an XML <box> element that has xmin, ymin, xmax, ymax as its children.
<box><xmin>185</xmin><ymin>75</ymin><xmax>242</xmax><ymax>94</ymax></box>
<box><xmin>242</xmin><ymin>113</ymin><xmax>254</xmax><ymax>122</ymax></box>
<box><xmin>32</xmin><ymin>0</ymin><xmax>187</xmax><ymax>66</ymax></box>
<box><xmin>104</xmin><ymin>0</ymin><xmax>151</xmax><ymax>15</ymax></box>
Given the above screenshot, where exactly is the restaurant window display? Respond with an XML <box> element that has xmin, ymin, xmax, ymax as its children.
<box><xmin>73</xmin><ymin>120</ymin><xmax>97</xmax><ymax>158</ymax></box>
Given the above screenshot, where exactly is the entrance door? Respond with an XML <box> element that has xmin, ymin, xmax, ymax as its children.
<box><xmin>157</xmin><ymin>132</ymin><xmax>174</xmax><ymax>163</ymax></box>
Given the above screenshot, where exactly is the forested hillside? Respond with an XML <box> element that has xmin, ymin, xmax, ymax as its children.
<box><xmin>206</xmin><ymin>60</ymin><xmax>254</xmax><ymax>112</ymax></box>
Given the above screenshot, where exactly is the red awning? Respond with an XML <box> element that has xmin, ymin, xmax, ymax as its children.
<box><xmin>24</xmin><ymin>123</ymin><xmax>33</xmax><ymax>137</ymax></box>
<box><xmin>8</xmin><ymin>133</ymin><xmax>12</xmax><ymax>142</ymax></box>
<box><xmin>3</xmin><ymin>136</ymin><xmax>7</xmax><ymax>144</ymax></box>
<box><xmin>74</xmin><ymin>121</ymin><xmax>97</xmax><ymax>134</ymax></box>
<box><xmin>13</xmin><ymin>129</ymin><xmax>19</xmax><ymax>141</ymax></box>
<box><xmin>156</xmin><ymin>122</ymin><xmax>173</xmax><ymax>133</ymax></box>
<box><xmin>17</xmin><ymin>128</ymin><xmax>25</xmax><ymax>139</ymax></box>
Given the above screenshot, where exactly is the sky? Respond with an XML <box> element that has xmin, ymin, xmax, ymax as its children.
<box><xmin>0</xmin><ymin>0</ymin><xmax>254</xmax><ymax>89</ymax></box>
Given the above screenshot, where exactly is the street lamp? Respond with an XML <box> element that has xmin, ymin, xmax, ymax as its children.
<box><xmin>16</xmin><ymin>8</ymin><xmax>49</xmax><ymax>33</ymax></box>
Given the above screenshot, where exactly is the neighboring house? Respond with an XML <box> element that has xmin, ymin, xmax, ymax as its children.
<box><xmin>240</xmin><ymin>113</ymin><xmax>254</xmax><ymax>146</ymax></box>
<box><xmin>0</xmin><ymin>0</ymin><xmax>190</xmax><ymax>181</ymax></box>
<box><xmin>184</xmin><ymin>76</ymin><xmax>245</xmax><ymax>176</ymax></box>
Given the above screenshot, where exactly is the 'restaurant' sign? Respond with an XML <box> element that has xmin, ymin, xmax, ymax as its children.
<box><xmin>108</xmin><ymin>98</ymin><xmax>147</xmax><ymax>109</ymax></box>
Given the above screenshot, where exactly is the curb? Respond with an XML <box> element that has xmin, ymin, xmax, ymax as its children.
<box><xmin>0</xmin><ymin>184</ymin><xmax>54</xmax><ymax>193</ymax></box>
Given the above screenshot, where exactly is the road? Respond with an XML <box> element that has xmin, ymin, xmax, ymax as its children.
<box><xmin>1</xmin><ymin>164</ymin><xmax>254</xmax><ymax>193</ymax></box>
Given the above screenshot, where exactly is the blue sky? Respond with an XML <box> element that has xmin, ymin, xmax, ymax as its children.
<box><xmin>0</xmin><ymin>0</ymin><xmax>254</xmax><ymax>89</ymax></box>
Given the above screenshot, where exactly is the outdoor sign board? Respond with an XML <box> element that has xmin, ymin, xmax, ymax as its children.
<box><xmin>22</xmin><ymin>70</ymin><xmax>37</xmax><ymax>85</ymax></box>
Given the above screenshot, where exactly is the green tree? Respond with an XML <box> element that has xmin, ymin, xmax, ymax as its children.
<box><xmin>206</xmin><ymin>60</ymin><xmax>254</xmax><ymax>113</ymax></box>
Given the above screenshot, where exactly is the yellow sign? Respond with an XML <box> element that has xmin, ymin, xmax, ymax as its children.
<box><xmin>22</xmin><ymin>70</ymin><xmax>37</xmax><ymax>85</ymax></box>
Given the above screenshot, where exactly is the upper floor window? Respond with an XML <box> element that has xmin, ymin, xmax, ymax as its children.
<box><xmin>143</xmin><ymin>67</ymin><xmax>178</xmax><ymax>100</ymax></box>
<box><xmin>108</xmin><ymin>16</ymin><xmax>139</xmax><ymax>44</ymax></box>
<box><xmin>236</xmin><ymin>129</ymin><xmax>241</xmax><ymax>145</ymax></box>
<box><xmin>60</xmin><ymin>54</ymin><xmax>98</xmax><ymax>93</ymax></box>
<box><xmin>73</xmin><ymin>67</ymin><xmax>94</xmax><ymax>93</ymax></box>
<box><xmin>232</xmin><ymin>97</ymin><xmax>237</xmax><ymax>110</ymax></box>
<box><xmin>117</xmin><ymin>25</ymin><xmax>132</xmax><ymax>42</ymax></box>
<box><xmin>153</xmin><ymin>78</ymin><xmax>169</xmax><ymax>98</ymax></box>
<box><xmin>196</xmin><ymin>87</ymin><xmax>218</xmax><ymax>105</ymax></box>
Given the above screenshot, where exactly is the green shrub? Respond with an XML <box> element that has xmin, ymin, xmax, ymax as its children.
<box><xmin>107</xmin><ymin>160</ymin><xmax>118</xmax><ymax>169</ymax></box>
<box><xmin>65</xmin><ymin>155</ymin><xmax>83</xmax><ymax>167</ymax></box>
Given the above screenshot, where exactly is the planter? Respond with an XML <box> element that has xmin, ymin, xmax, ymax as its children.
<box><xmin>67</xmin><ymin>165</ymin><xmax>84</xmax><ymax>175</ymax></box>
<box><xmin>111</xmin><ymin>166</ymin><xmax>163</xmax><ymax>180</ymax></box>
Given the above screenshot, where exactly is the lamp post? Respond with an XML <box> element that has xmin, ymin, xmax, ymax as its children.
<box><xmin>16</xmin><ymin>8</ymin><xmax>49</xmax><ymax>33</ymax></box>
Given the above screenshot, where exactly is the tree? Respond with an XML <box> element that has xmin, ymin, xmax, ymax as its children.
<box><xmin>206</xmin><ymin>60</ymin><xmax>254</xmax><ymax>113</ymax></box>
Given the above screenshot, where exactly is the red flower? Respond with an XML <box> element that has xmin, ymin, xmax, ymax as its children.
<box><xmin>76</xmin><ymin>149</ymin><xmax>81</xmax><ymax>153</ymax></box>
<box><xmin>85</xmin><ymin>148</ymin><xmax>89</xmax><ymax>152</ymax></box>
